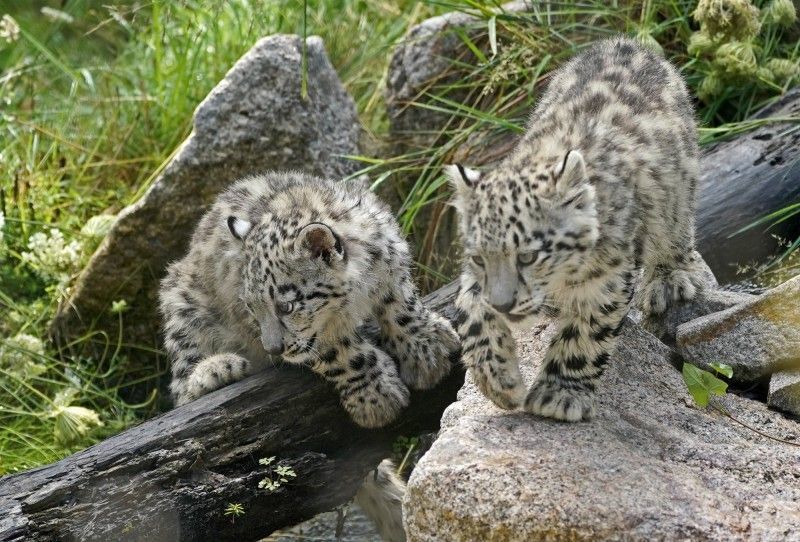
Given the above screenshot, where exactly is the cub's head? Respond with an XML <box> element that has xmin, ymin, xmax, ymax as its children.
<box><xmin>446</xmin><ymin>150</ymin><xmax>599</xmax><ymax>323</ymax></box>
<box><xmin>227</xmin><ymin>214</ymin><xmax>350</xmax><ymax>360</ymax></box>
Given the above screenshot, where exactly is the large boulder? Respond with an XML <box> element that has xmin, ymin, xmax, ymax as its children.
<box><xmin>51</xmin><ymin>35</ymin><xmax>361</xmax><ymax>351</ymax></box>
<box><xmin>404</xmin><ymin>318</ymin><xmax>800</xmax><ymax>540</ymax></box>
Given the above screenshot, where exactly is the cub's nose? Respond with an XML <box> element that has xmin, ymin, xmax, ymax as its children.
<box><xmin>262</xmin><ymin>339</ymin><xmax>284</xmax><ymax>356</ymax></box>
<box><xmin>490</xmin><ymin>299</ymin><xmax>515</xmax><ymax>314</ymax></box>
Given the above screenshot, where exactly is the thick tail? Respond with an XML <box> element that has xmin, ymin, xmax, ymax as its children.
<box><xmin>355</xmin><ymin>459</ymin><xmax>407</xmax><ymax>542</ymax></box>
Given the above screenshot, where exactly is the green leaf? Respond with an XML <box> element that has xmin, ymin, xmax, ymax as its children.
<box><xmin>488</xmin><ymin>16</ymin><xmax>497</xmax><ymax>59</ymax></box>
<box><xmin>710</xmin><ymin>362</ymin><xmax>733</xmax><ymax>378</ymax></box>
<box><xmin>682</xmin><ymin>362</ymin><xmax>728</xmax><ymax>408</ymax></box>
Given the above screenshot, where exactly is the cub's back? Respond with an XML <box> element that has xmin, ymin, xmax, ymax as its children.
<box><xmin>536</xmin><ymin>37</ymin><xmax>693</xmax><ymax>120</ymax></box>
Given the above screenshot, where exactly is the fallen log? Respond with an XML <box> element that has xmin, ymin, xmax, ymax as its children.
<box><xmin>695</xmin><ymin>88</ymin><xmax>800</xmax><ymax>282</ymax></box>
<box><xmin>0</xmin><ymin>284</ymin><xmax>463</xmax><ymax>542</ymax></box>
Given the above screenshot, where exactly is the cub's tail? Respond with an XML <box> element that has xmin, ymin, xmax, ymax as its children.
<box><xmin>355</xmin><ymin>459</ymin><xmax>407</xmax><ymax>542</ymax></box>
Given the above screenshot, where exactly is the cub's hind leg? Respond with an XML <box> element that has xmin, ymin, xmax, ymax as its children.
<box><xmin>639</xmin><ymin>251</ymin><xmax>709</xmax><ymax>314</ymax></box>
<box><xmin>637</xmin><ymin>171</ymin><xmax>707</xmax><ymax>314</ymax></box>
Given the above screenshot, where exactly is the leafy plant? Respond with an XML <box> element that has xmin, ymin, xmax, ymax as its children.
<box><xmin>682</xmin><ymin>362</ymin><xmax>730</xmax><ymax>407</ymax></box>
<box><xmin>257</xmin><ymin>456</ymin><xmax>297</xmax><ymax>492</ymax></box>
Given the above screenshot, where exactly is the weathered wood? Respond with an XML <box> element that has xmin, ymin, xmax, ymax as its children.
<box><xmin>0</xmin><ymin>284</ymin><xmax>462</xmax><ymax>542</ymax></box>
<box><xmin>695</xmin><ymin>88</ymin><xmax>800</xmax><ymax>282</ymax></box>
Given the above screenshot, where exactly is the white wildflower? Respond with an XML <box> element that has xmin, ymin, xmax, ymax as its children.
<box><xmin>80</xmin><ymin>214</ymin><xmax>116</xmax><ymax>240</ymax></box>
<box><xmin>49</xmin><ymin>386</ymin><xmax>103</xmax><ymax>445</ymax></box>
<box><xmin>53</xmin><ymin>386</ymin><xmax>80</xmax><ymax>408</ymax></box>
<box><xmin>40</xmin><ymin>7</ymin><xmax>74</xmax><ymax>24</ymax></box>
<box><xmin>53</xmin><ymin>405</ymin><xmax>104</xmax><ymax>445</ymax></box>
<box><xmin>0</xmin><ymin>14</ymin><xmax>20</xmax><ymax>43</ymax></box>
<box><xmin>21</xmin><ymin>228</ymin><xmax>82</xmax><ymax>283</ymax></box>
<box><xmin>0</xmin><ymin>332</ymin><xmax>47</xmax><ymax>378</ymax></box>
<box><xmin>110</xmin><ymin>299</ymin><xmax>129</xmax><ymax>314</ymax></box>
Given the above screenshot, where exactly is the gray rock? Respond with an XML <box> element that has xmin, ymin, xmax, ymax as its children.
<box><xmin>51</xmin><ymin>35</ymin><xmax>361</xmax><ymax>349</ymax></box>
<box><xmin>676</xmin><ymin>275</ymin><xmax>800</xmax><ymax>382</ymax></box>
<box><xmin>768</xmin><ymin>370</ymin><xmax>800</xmax><ymax>417</ymax></box>
<box><xmin>386</xmin><ymin>1</ymin><xmax>531</xmax><ymax>137</ymax></box>
<box><xmin>404</xmin><ymin>320</ymin><xmax>800</xmax><ymax>541</ymax></box>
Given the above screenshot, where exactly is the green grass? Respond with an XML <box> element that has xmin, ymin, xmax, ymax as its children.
<box><xmin>1</xmin><ymin>0</ymin><xmax>798</xmax><ymax>474</ymax></box>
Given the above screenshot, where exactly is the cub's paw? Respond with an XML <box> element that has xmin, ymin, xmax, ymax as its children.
<box><xmin>391</xmin><ymin>313</ymin><xmax>460</xmax><ymax>390</ymax></box>
<box><xmin>524</xmin><ymin>378</ymin><xmax>595</xmax><ymax>422</ymax></box>
<box><xmin>175</xmin><ymin>353</ymin><xmax>252</xmax><ymax>406</ymax></box>
<box><xmin>342</xmin><ymin>369</ymin><xmax>410</xmax><ymax>429</ymax></box>
<box><xmin>639</xmin><ymin>266</ymin><xmax>706</xmax><ymax>315</ymax></box>
<box><xmin>469</xmin><ymin>363</ymin><xmax>525</xmax><ymax>411</ymax></box>
<box><xmin>638</xmin><ymin>275</ymin><xmax>670</xmax><ymax>315</ymax></box>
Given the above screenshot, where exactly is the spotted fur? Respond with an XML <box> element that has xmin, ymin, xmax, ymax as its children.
<box><xmin>160</xmin><ymin>171</ymin><xmax>458</xmax><ymax>429</ymax></box>
<box><xmin>447</xmin><ymin>38</ymin><xmax>706</xmax><ymax>422</ymax></box>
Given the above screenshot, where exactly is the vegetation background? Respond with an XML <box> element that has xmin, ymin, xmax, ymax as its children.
<box><xmin>0</xmin><ymin>0</ymin><xmax>798</xmax><ymax>475</ymax></box>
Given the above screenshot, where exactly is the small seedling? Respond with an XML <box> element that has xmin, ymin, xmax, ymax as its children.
<box><xmin>682</xmin><ymin>362</ymin><xmax>729</xmax><ymax>407</ymax></box>
<box><xmin>224</xmin><ymin>502</ymin><xmax>245</xmax><ymax>524</ymax></box>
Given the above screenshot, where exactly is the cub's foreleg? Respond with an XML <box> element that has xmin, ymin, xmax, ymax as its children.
<box><xmin>161</xmin><ymin>277</ymin><xmax>265</xmax><ymax>405</ymax></box>
<box><xmin>305</xmin><ymin>336</ymin><xmax>410</xmax><ymax>428</ymax></box>
<box><xmin>525</xmin><ymin>267</ymin><xmax>633</xmax><ymax>421</ymax></box>
<box><xmin>375</xmin><ymin>271</ymin><xmax>459</xmax><ymax>390</ymax></box>
<box><xmin>173</xmin><ymin>353</ymin><xmax>261</xmax><ymax>406</ymax></box>
<box><xmin>455</xmin><ymin>280</ymin><xmax>525</xmax><ymax>410</ymax></box>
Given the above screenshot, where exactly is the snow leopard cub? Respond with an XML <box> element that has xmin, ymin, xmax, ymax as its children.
<box><xmin>160</xmin><ymin>171</ymin><xmax>458</xmax><ymax>428</ymax></box>
<box><xmin>446</xmin><ymin>38</ymin><xmax>706</xmax><ymax>421</ymax></box>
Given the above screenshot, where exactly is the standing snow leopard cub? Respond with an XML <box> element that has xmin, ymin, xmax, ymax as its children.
<box><xmin>447</xmin><ymin>38</ymin><xmax>706</xmax><ymax>421</ymax></box>
<box><xmin>160</xmin><ymin>171</ymin><xmax>458</xmax><ymax>428</ymax></box>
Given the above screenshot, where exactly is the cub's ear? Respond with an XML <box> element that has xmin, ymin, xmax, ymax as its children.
<box><xmin>444</xmin><ymin>164</ymin><xmax>481</xmax><ymax>192</ymax></box>
<box><xmin>227</xmin><ymin>216</ymin><xmax>252</xmax><ymax>240</ymax></box>
<box><xmin>297</xmin><ymin>222</ymin><xmax>344</xmax><ymax>265</ymax></box>
<box><xmin>553</xmin><ymin>150</ymin><xmax>587</xmax><ymax>193</ymax></box>
<box><xmin>444</xmin><ymin>164</ymin><xmax>481</xmax><ymax>212</ymax></box>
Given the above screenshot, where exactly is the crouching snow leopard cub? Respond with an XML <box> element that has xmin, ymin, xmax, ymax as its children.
<box><xmin>160</xmin><ymin>171</ymin><xmax>459</xmax><ymax>428</ymax></box>
<box><xmin>447</xmin><ymin>37</ymin><xmax>706</xmax><ymax>422</ymax></box>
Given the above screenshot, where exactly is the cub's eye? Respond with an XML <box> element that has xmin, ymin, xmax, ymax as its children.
<box><xmin>276</xmin><ymin>301</ymin><xmax>294</xmax><ymax>315</ymax></box>
<box><xmin>470</xmin><ymin>255</ymin><xmax>485</xmax><ymax>267</ymax></box>
<box><xmin>517</xmin><ymin>251</ymin><xmax>538</xmax><ymax>266</ymax></box>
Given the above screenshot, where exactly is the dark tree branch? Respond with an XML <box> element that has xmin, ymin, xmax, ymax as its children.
<box><xmin>0</xmin><ymin>283</ymin><xmax>462</xmax><ymax>542</ymax></box>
